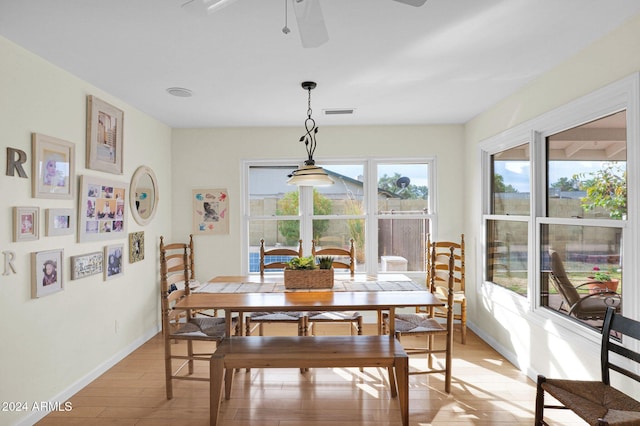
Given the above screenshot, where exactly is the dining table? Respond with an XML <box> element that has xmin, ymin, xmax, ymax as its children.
<box><xmin>173</xmin><ymin>273</ymin><xmax>443</xmax><ymax>339</ymax></box>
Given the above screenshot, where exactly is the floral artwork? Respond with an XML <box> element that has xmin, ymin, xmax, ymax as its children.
<box><xmin>192</xmin><ymin>189</ymin><xmax>228</xmax><ymax>235</ymax></box>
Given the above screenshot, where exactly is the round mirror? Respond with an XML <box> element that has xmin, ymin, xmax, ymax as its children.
<box><xmin>130</xmin><ymin>166</ymin><xmax>159</xmax><ymax>226</ymax></box>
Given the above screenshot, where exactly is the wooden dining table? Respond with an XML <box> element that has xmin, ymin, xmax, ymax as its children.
<box><xmin>173</xmin><ymin>274</ymin><xmax>443</xmax><ymax>339</ymax></box>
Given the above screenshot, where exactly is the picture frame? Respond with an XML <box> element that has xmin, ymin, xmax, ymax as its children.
<box><xmin>32</xmin><ymin>249</ymin><xmax>64</xmax><ymax>298</ymax></box>
<box><xmin>104</xmin><ymin>244</ymin><xmax>124</xmax><ymax>280</ymax></box>
<box><xmin>192</xmin><ymin>188</ymin><xmax>229</xmax><ymax>235</ymax></box>
<box><xmin>86</xmin><ymin>95</ymin><xmax>124</xmax><ymax>174</ymax></box>
<box><xmin>45</xmin><ymin>208</ymin><xmax>75</xmax><ymax>237</ymax></box>
<box><xmin>13</xmin><ymin>206</ymin><xmax>39</xmax><ymax>242</ymax></box>
<box><xmin>32</xmin><ymin>133</ymin><xmax>75</xmax><ymax>199</ymax></box>
<box><xmin>78</xmin><ymin>175</ymin><xmax>127</xmax><ymax>243</ymax></box>
<box><xmin>70</xmin><ymin>251</ymin><xmax>103</xmax><ymax>280</ymax></box>
<box><xmin>129</xmin><ymin>231</ymin><xmax>144</xmax><ymax>263</ymax></box>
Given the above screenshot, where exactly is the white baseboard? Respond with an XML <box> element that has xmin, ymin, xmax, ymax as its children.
<box><xmin>15</xmin><ymin>325</ymin><xmax>160</xmax><ymax>426</ymax></box>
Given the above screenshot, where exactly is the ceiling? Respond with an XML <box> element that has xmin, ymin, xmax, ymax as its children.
<box><xmin>1</xmin><ymin>0</ymin><xmax>640</xmax><ymax>128</ymax></box>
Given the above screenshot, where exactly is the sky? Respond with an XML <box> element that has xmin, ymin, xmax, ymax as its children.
<box><xmin>326</xmin><ymin>163</ymin><xmax>429</xmax><ymax>188</ymax></box>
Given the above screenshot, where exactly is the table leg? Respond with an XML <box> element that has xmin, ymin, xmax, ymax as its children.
<box><xmin>388</xmin><ymin>307</ymin><xmax>396</xmax><ymax>340</ymax></box>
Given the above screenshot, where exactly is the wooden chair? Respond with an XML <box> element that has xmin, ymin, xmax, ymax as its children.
<box><xmin>307</xmin><ymin>238</ymin><xmax>362</xmax><ymax>335</ymax></box>
<box><xmin>535</xmin><ymin>307</ymin><xmax>640</xmax><ymax>425</ymax></box>
<box><xmin>383</xmin><ymin>245</ymin><xmax>455</xmax><ymax>393</ymax></box>
<box><xmin>160</xmin><ymin>235</ymin><xmax>237</xmax><ymax>399</ymax></box>
<box><xmin>246</xmin><ymin>239</ymin><xmax>307</xmax><ymax>336</ymax></box>
<box><xmin>548</xmin><ymin>250</ymin><xmax>621</xmax><ymax>321</ymax></box>
<box><xmin>424</xmin><ymin>234</ymin><xmax>466</xmax><ymax>344</ymax></box>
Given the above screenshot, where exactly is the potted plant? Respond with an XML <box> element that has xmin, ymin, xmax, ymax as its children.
<box><xmin>587</xmin><ymin>266</ymin><xmax>619</xmax><ymax>294</ymax></box>
<box><xmin>284</xmin><ymin>256</ymin><xmax>334</xmax><ymax>289</ymax></box>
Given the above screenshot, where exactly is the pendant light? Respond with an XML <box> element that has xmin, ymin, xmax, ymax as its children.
<box><xmin>287</xmin><ymin>81</ymin><xmax>334</xmax><ymax>186</ymax></box>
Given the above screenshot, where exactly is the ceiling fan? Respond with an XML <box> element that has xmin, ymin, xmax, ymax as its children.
<box><xmin>181</xmin><ymin>0</ymin><xmax>427</xmax><ymax>48</ymax></box>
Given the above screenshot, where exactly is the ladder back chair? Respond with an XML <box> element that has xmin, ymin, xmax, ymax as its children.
<box><xmin>307</xmin><ymin>238</ymin><xmax>362</xmax><ymax>335</ymax></box>
<box><xmin>535</xmin><ymin>307</ymin><xmax>640</xmax><ymax>425</ymax></box>
<box><xmin>246</xmin><ymin>239</ymin><xmax>307</xmax><ymax>336</ymax></box>
<box><xmin>160</xmin><ymin>235</ymin><xmax>237</xmax><ymax>399</ymax></box>
<box><xmin>424</xmin><ymin>234</ymin><xmax>466</xmax><ymax>343</ymax></box>
<box><xmin>383</xmin><ymin>245</ymin><xmax>455</xmax><ymax>393</ymax></box>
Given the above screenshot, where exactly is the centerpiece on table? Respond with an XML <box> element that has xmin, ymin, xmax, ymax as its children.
<box><xmin>284</xmin><ymin>255</ymin><xmax>334</xmax><ymax>289</ymax></box>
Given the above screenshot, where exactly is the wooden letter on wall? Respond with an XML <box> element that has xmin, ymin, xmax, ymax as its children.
<box><xmin>3</xmin><ymin>250</ymin><xmax>16</xmax><ymax>276</ymax></box>
<box><xmin>6</xmin><ymin>147</ymin><xmax>28</xmax><ymax>178</ymax></box>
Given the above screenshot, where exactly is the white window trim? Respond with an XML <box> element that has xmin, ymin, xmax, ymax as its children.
<box><xmin>479</xmin><ymin>73</ymin><xmax>640</xmax><ymax>338</ymax></box>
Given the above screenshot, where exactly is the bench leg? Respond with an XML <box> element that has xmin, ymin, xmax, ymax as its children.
<box><xmin>224</xmin><ymin>366</ymin><xmax>235</xmax><ymax>400</ymax></box>
<box><xmin>395</xmin><ymin>356</ymin><xmax>409</xmax><ymax>426</ymax></box>
<box><xmin>387</xmin><ymin>367</ymin><xmax>397</xmax><ymax>398</ymax></box>
<box><xmin>210</xmin><ymin>354</ymin><xmax>224</xmax><ymax>426</ymax></box>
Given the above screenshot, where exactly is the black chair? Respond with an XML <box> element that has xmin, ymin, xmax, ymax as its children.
<box><xmin>535</xmin><ymin>307</ymin><xmax>640</xmax><ymax>425</ymax></box>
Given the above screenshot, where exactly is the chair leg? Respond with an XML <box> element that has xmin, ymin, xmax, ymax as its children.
<box><xmin>460</xmin><ymin>300</ymin><xmax>467</xmax><ymax>344</ymax></box>
<box><xmin>164</xmin><ymin>336</ymin><xmax>173</xmax><ymax>400</ymax></box>
<box><xmin>534</xmin><ymin>375</ymin><xmax>546</xmax><ymax>426</ymax></box>
<box><xmin>187</xmin><ymin>340</ymin><xmax>194</xmax><ymax>375</ymax></box>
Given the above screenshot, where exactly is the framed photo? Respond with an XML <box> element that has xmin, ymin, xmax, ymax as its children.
<box><xmin>70</xmin><ymin>251</ymin><xmax>103</xmax><ymax>280</ymax></box>
<box><xmin>104</xmin><ymin>244</ymin><xmax>124</xmax><ymax>280</ymax></box>
<box><xmin>192</xmin><ymin>188</ymin><xmax>229</xmax><ymax>235</ymax></box>
<box><xmin>45</xmin><ymin>208</ymin><xmax>75</xmax><ymax>237</ymax></box>
<box><xmin>32</xmin><ymin>133</ymin><xmax>75</xmax><ymax>199</ymax></box>
<box><xmin>86</xmin><ymin>95</ymin><xmax>124</xmax><ymax>174</ymax></box>
<box><xmin>13</xmin><ymin>206</ymin><xmax>39</xmax><ymax>242</ymax></box>
<box><xmin>32</xmin><ymin>249</ymin><xmax>64</xmax><ymax>298</ymax></box>
<box><xmin>78</xmin><ymin>175</ymin><xmax>127</xmax><ymax>242</ymax></box>
<box><xmin>129</xmin><ymin>231</ymin><xmax>144</xmax><ymax>263</ymax></box>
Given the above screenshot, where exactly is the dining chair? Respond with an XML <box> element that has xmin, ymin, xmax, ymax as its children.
<box><xmin>160</xmin><ymin>235</ymin><xmax>237</xmax><ymax>399</ymax></box>
<box><xmin>307</xmin><ymin>238</ymin><xmax>363</xmax><ymax>335</ymax></box>
<box><xmin>383</xmin><ymin>244</ymin><xmax>455</xmax><ymax>393</ymax></box>
<box><xmin>246</xmin><ymin>239</ymin><xmax>308</xmax><ymax>336</ymax></box>
<box><xmin>422</xmin><ymin>234</ymin><xmax>466</xmax><ymax>343</ymax></box>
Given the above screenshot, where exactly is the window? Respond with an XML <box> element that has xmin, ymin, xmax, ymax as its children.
<box><xmin>486</xmin><ymin>143</ymin><xmax>530</xmax><ymax>296</ymax></box>
<box><xmin>244</xmin><ymin>159</ymin><xmax>435</xmax><ymax>275</ymax></box>
<box><xmin>480</xmin><ymin>75</ymin><xmax>633</xmax><ymax>333</ymax></box>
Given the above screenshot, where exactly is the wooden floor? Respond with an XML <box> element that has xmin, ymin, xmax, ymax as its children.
<box><xmin>37</xmin><ymin>324</ymin><xmax>586</xmax><ymax>425</ymax></box>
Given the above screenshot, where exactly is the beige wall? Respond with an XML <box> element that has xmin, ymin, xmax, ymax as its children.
<box><xmin>463</xmin><ymin>12</ymin><xmax>640</xmax><ymax>386</ymax></box>
<box><xmin>171</xmin><ymin>125</ymin><xmax>465</xmax><ymax>281</ymax></box>
<box><xmin>0</xmin><ymin>37</ymin><xmax>173</xmax><ymax>425</ymax></box>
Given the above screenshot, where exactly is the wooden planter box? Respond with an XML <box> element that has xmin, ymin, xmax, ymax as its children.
<box><xmin>284</xmin><ymin>268</ymin><xmax>334</xmax><ymax>289</ymax></box>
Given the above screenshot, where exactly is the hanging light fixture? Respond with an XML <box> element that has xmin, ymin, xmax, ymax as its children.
<box><xmin>287</xmin><ymin>81</ymin><xmax>334</xmax><ymax>186</ymax></box>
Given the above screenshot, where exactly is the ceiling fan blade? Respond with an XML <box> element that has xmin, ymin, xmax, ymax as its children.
<box><xmin>293</xmin><ymin>0</ymin><xmax>329</xmax><ymax>48</ymax></box>
<box><xmin>181</xmin><ymin>0</ymin><xmax>239</xmax><ymax>15</ymax></box>
<box><xmin>392</xmin><ymin>0</ymin><xmax>427</xmax><ymax>6</ymax></box>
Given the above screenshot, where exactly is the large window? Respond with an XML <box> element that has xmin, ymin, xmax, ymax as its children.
<box><xmin>481</xmin><ymin>84</ymin><xmax>630</xmax><ymax>331</ymax></box>
<box><xmin>244</xmin><ymin>160</ymin><xmax>435</xmax><ymax>275</ymax></box>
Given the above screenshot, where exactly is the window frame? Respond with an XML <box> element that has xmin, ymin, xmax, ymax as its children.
<box><xmin>479</xmin><ymin>73</ymin><xmax>639</xmax><ymax>338</ymax></box>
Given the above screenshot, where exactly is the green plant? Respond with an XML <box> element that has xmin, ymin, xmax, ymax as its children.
<box><xmin>574</xmin><ymin>162</ymin><xmax>626</xmax><ymax>219</ymax></box>
<box><xmin>316</xmin><ymin>256</ymin><xmax>334</xmax><ymax>270</ymax></box>
<box><xmin>592</xmin><ymin>266</ymin><xmax>612</xmax><ymax>282</ymax></box>
<box><xmin>286</xmin><ymin>256</ymin><xmax>316</xmax><ymax>270</ymax></box>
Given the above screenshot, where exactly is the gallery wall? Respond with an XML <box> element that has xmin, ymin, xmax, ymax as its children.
<box><xmin>0</xmin><ymin>36</ymin><xmax>173</xmax><ymax>425</ymax></box>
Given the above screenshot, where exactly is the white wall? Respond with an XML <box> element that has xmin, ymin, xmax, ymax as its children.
<box><xmin>171</xmin><ymin>125</ymin><xmax>465</xmax><ymax>281</ymax></box>
<box><xmin>463</xmin><ymin>13</ymin><xmax>640</xmax><ymax>384</ymax></box>
<box><xmin>0</xmin><ymin>37</ymin><xmax>173</xmax><ymax>425</ymax></box>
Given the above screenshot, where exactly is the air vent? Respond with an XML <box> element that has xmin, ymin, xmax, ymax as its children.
<box><xmin>166</xmin><ymin>87</ymin><xmax>193</xmax><ymax>97</ymax></box>
<box><xmin>323</xmin><ymin>108</ymin><xmax>355</xmax><ymax>115</ymax></box>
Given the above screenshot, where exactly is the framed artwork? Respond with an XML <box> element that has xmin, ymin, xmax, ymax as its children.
<box><xmin>32</xmin><ymin>133</ymin><xmax>75</xmax><ymax>199</ymax></box>
<box><xmin>104</xmin><ymin>244</ymin><xmax>124</xmax><ymax>280</ymax></box>
<box><xmin>32</xmin><ymin>249</ymin><xmax>64</xmax><ymax>298</ymax></box>
<box><xmin>192</xmin><ymin>188</ymin><xmax>229</xmax><ymax>235</ymax></box>
<box><xmin>78</xmin><ymin>175</ymin><xmax>127</xmax><ymax>242</ymax></box>
<box><xmin>45</xmin><ymin>208</ymin><xmax>75</xmax><ymax>237</ymax></box>
<box><xmin>129</xmin><ymin>231</ymin><xmax>144</xmax><ymax>263</ymax></box>
<box><xmin>13</xmin><ymin>206</ymin><xmax>39</xmax><ymax>242</ymax></box>
<box><xmin>86</xmin><ymin>95</ymin><xmax>124</xmax><ymax>174</ymax></box>
<box><xmin>70</xmin><ymin>251</ymin><xmax>103</xmax><ymax>280</ymax></box>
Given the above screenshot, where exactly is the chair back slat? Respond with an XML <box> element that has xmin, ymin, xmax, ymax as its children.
<box><xmin>312</xmin><ymin>238</ymin><xmax>355</xmax><ymax>275</ymax></box>
<box><xmin>601</xmin><ymin>307</ymin><xmax>640</xmax><ymax>386</ymax></box>
<box><xmin>260</xmin><ymin>239</ymin><xmax>303</xmax><ymax>275</ymax></box>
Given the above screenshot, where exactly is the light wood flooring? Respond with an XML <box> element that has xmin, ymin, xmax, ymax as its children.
<box><xmin>37</xmin><ymin>324</ymin><xmax>587</xmax><ymax>425</ymax></box>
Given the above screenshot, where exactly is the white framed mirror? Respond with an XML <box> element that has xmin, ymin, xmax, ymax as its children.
<box><xmin>130</xmin><ymin>165</ymin><xmax>159</xmax><ymax>226</ymax></box>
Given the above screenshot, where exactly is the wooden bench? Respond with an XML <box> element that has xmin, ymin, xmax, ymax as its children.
<box><xmin>210</xmin><ymin>335</ymin><xmax>409</xmax><ymax>426</ymax></box>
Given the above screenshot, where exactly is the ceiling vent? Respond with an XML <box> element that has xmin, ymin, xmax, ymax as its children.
<box><xmin>323</xmin><ymin>108</ymin><xmax>355</xmax><ymax>115</ymax></box>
